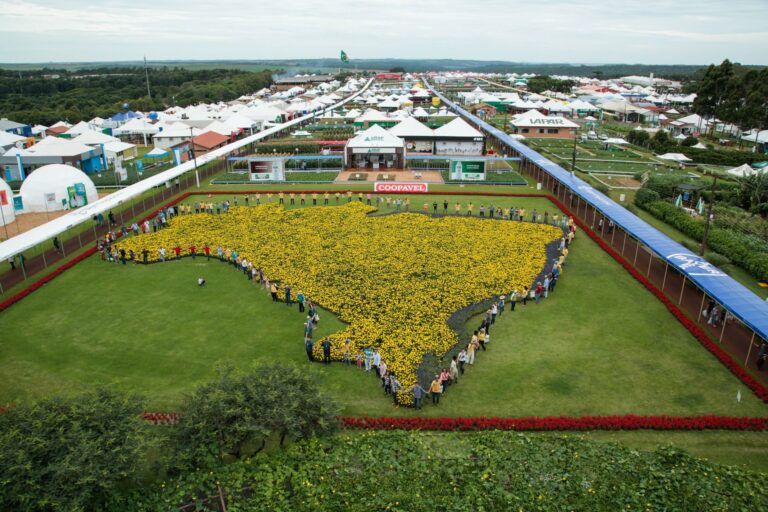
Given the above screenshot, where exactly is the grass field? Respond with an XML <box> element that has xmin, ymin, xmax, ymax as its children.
<box><xmin>1</xmin><ymin>188</ymin><xmax>766</xmax><ymax>471</ymax></box>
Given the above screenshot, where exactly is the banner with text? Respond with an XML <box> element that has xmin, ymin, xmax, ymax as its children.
<box><xmin>373</xmin><ymin>182</ymin><xmax>428</xmax><ymax>194</ymax></box>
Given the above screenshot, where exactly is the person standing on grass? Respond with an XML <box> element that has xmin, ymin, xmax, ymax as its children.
<box><xmin>270</xmin><ymin>282</ymin><xmax>279</xmax><ymax>302</ymax></box>
<box><xmin>429</xmin><ymin>375</ymin><xmax>442</xmax><ymax>405</ymax></box>
<box><xmin>543</xmin><ymin>275</ymin><xmax>550</xmax><ymax>299</ymax></box>
<box><xmin>372</xmin><ymin>350</ymin><xmax>381</xmax><ymax>375</ymax></box>
<box><xmin>189</xmin><ymin>244</ymin><xmax>196</xmax><ymax>260</ymax></box>
<box><xmin>491</xmin><ymin>303</ymin><xmax>498</xmax><ymax>325</ymax></box>
<box><xmin>390</xmin><ymin>373</ymin><xmax>400</xmax><ymax>405</ymax></box>
<box><xmin>521</xmin><ymin>286</ymin><xmax>529</xmax><ymax>306</ymax></box>
<box><xmin>458</xmin><ymin>348</ymin><xmax>468</xmax><ymax>374</ymax></box>
<box><xmin>489</xmin><ymin>205</ymin><xmax>495</xmax><ymax>218</ymax></box>
<box><xmin>477</xmin><ymin>329</ymin><xmax>486</xmax><ymax>352</ymax></box>
<box><xmin>312</xmin><ymin>193</ymin><xmax>318</xmax><ymax>205</ymax></box>
<box><xmin>343</xmin><ymin>339</ymin><xmax>352</xmax><ymax>365</ymax></box>
<box><xmin>301</xmin><ymin>193</ymin><xmax>307</xmax><ymax>205</ymax></box>
<box><xmin>297</xmin><ymin>290</ymin><xmax>305</xmax><ymax>313</ymax></box>
<box><xmin>305</xmin><ymin>337</ymin><xmax>314</xmax><ymax>362</ymax></box>
<box><xmin>378</xmin><ymin>360</ymin><xmax>388</xmax><ymax>387</ymax></box>
<box><xmin>324</xmin><ymin>192</ymin><xmax>329</xmax><ymax>205</ymax></box>
<box><xmin>304</xmin><ymin>321</ymin><xmax>313</xmax><ymax>340</ymax></box>
<box><xmin>321</xmin><ymin>338</ymin><xmax>332</xmax><ymax>365</ymax></box>
<box><xmin>217</xmin><ymin>245</ymin><xmax>223</xmax><ymax>261</ymax></box>
<box><xmin>433</xmin><ymin>201</ymin><xmax>438</xmax><ymax>214</ymax></box>
<box><xmin>535</xmin><ymin>281</ymin><xmax>543</xmax><ymax>304</ymax></box>
<box><xmin>284</xmin><ymin>285</ymin><xmax>292</xmax><ymax>306</ymax></box>
<box><xmin>479</xmin><ymin>204</ymin><xmax>485</xmax><ymax>217</ymax></box>
<box><xmin>364</xmin><ymin>346</ymin><xmax>373</xmax><ymax>372</ymax></box>
<box><xmin>172</xmin><ymin>245</ymin><xmax>181</xmax><ymax>260</ymax></box>
<box><xmin>467</xmin><ymin>339</ymin><xmax>476</xmax><ymax>365</ymax></box>
<box><xmin>443</xmin><ymin>200</ymin><xmax>448</xmax><ymax>214</ymax></box>
<box><xmin>203</xmin><ymin>244</ymin><xmax>210</xmax><ymax>261</ymax></box>
<box><xmin>455</xmin><ymin>202</ymin><xmax>461</xmax><ymax>215</ymax></box>
<box><xmin>450</xmin><ymin>356</ymin><xmax>459</xmax><ymax>384</ymax></box>
<box><xmin>499</xmin><ymin>295</ymin><xmax>505</xmax><ymax>315</ymax></box>
<box><xmin>159</xmin><ymin>247</ymin><xmax>166</xmax><ymax>262</ymax></box>
<box><xmin>467</xmin><ymin>202</ymin><xmax>474</xmax><ymax>216</ymax></box>
<box><xmin>410</xmin><ymin>382</ymin><xmax>428</xmax><ymax>409</ymax></box>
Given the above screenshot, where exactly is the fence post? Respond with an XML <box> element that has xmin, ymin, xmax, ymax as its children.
<box><xmin>678</xmin><ymin>276</ymin><xmax>686</xmax><ymax>304</ymax></box>
<box><xmin>744</xmin><ymin>333</ymin><xmax>756</xmax><ymax>366</ymax></box>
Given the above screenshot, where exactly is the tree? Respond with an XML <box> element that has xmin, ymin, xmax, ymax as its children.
<box><xmin>171</xmin><ymin>364</ymin><xmax>338</xmax><ymax>468</ymax></box>
<box><xmin>627</xmin><ymin>129</ymin><xmax>650</xmax><ymax>148</ymax></box>
<box><xmin>0</xmin><ymin>389</ymin><xmax>151</xmax><ymax>511</ymax></box>
<box><xmin>681</xmin><ymin>136</ymin><xmax>699</xmax><ymax>147</ymax></box>
<box><xmin>650</xmin><ymin>129</ymin><xmax>674</xmax><ymax>153</ymax></box>
<box><xmin>737</xmin><ymin>172</ymin><xmax>768</xmax><ymax>217</ymax></box>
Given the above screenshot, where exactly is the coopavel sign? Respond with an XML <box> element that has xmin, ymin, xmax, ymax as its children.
<box><xmin>373</xmin><ymin>182</ymin><xmax>428</xmax><ymax>193</ymax></box>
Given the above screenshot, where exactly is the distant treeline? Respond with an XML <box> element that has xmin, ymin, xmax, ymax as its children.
<box><xmin>5</xmin><ymin>59</ymin><xmax>766</xmax><ymax>81</ymax></box>
<box><xmin>0</xmin><ymin>67</ymin><xmax>274</xmax><ymax>126</ymax></box>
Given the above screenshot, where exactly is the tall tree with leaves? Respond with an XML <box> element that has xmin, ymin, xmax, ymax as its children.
<box><xmin>692</xmin><ymin>59</ymin><xmax>734</xmax><ymax>134</ymax></box>
<box><xmin>0</xmin><ymin>389</ymin><xmax>151</xmax><ymax>511</ymax></box>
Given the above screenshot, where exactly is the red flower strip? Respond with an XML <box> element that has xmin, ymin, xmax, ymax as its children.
<box><xmin>338</xmin><ymin>415</ymin><xmax>768</xmax><ymax>431</ymax></box>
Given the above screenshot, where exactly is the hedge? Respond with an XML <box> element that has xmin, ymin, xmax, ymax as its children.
<box><xmin>641</xmin><ymin>200</ymin><xmax>768</xmax><ymax>281</ymax></box>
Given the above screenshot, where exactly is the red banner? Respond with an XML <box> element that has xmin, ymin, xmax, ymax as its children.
<box><xmin>0</xmin><ymin>190</ymin><xmax>8</xmax><ymax>206</ymax></box>
<box><xmin>373</xmin><ymin>182</ymin><xmax>428</xmax><ymax>194</ymax></box>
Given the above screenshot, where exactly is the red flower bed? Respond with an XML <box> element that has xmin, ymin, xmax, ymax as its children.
<box><xmin>339</xmin><ymin>415</ymin><xmax>768</xmax><ymax>431</ymax></box>
<box><xmin>143</xmin><ymin>411</ymin><xmax>180</xmax><ymax>425</ymax></box>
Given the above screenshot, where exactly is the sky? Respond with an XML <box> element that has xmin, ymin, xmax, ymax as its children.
<box><xmin>1</xmin><ymin>0</ymin><xmax>766</xmax><ymax>65</ymax></box>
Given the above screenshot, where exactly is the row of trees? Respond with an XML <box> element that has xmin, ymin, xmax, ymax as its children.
<box><xmin>0</xmin><ymin>67</ymin><xmax>274</xmax><ymax>126</ymax></box>
<box><xmin>0</xmin><ymin>364</ymin><xmax>337</xmax><ymax>511</ymax></box>
<box><xmin>692</xmin><ymin>60</ymin><xmax>768</xmax><ymax>139</ymax></box>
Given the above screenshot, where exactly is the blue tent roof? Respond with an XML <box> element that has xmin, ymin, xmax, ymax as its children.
<box><xmin>427</xmin><ymin>80</ymin><xmax>768</xmax><ymax>341</ymax></box>
<box><xmin>110</xmin><ymin>110</ymin><xmax>142</xmax><ymax>122</ymax></box>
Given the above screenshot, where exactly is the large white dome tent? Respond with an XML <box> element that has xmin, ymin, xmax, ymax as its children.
<box><xmin>19</xmin><ymin>164</ymin><xmax>98</xmax><ymax>213</ymax></box>
<box><xmin>0</xmin><ymin>177</ymin><xmax>15</xmax><ymax>226</ymax></box>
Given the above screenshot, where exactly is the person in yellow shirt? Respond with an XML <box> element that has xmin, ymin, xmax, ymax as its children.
<box><xmin>467</xmin><ymin>202</ymin><xmax>474</xmax><ymax>216</ymax></box>
<box><xmin>404</xmin><ymin>198</ymin><xmax>411</xmax><ymax>211</ymax></box>
<box><xmin>270</xmin><ymin>282</ymin><xmax>279</xmax><ymax>302</ymax></box>
<box><xmin>300</xmin><ymin>193</ymin><xmax>307</xmax><ymax>205</ymax></box>
<box><xmin>335</xmin><ymin>192</ymin><xmax>341</xmax><ymax>203</ymax></box>
<box><xmin>323</xmin><ymin>192</ymin><xmax>329</xmax><ymax>205</ymax></box>
<box><xmin>429</xmin><ymin>375</ymin><xmax>443</xmax><ymax>405</ymax></box>
<box><xmin>289</xmin><ymin>192</ymin><xmax>296</xmax><ymax>205</ymax></box>
<box><xmin>455</xmin><ymin>202</ymin><xmax>461</xmax><ymax>214</ymax></box>
<box><xmin>267</xmin><ymin>192</ymin><xmax>273</xmax><ymax>203</ymax></box>
<box><xmin>346</xmin><ymin>191</ymin><xmax>352</xmax><ymax>202</ymax></box>
<box><xmin>278</xmin><ymin>192</ymin><xmax>284</xmax><ymax>204</ymax></box>
<box><xmin>255</xmin><ymin>193</ymin><xmax>261</xmax><ymax>205</ymax></box>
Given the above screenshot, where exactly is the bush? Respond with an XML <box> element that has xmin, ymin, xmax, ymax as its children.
<box><xmin>0</xmin><ymin>389</ymin><xmax>151</xmax><ymax>511</ymax></box>
<box><xmin>681</xmin><ymin>136</ymin><xmax>699</xmax><ymax>147</ymax></box>
<box><xmin>171</xmin><ymin>364</ymin><xmax>338</xmax><ymax>469</ymax></box>
<box><xmin>635</xmin><ymin>188</ymin><xmax>661</xmax><ymax>207</ymax></box>
<box><xmin>704</xmin><ymin>251</ymin><xmax>731</xmax><ymax>268</ymax></box>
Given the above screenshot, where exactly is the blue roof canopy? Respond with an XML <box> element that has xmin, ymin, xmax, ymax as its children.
<box><xmin>427</xmin><ymin>80</ymin><xmax>768</xmax><ymax>341</ymax></box>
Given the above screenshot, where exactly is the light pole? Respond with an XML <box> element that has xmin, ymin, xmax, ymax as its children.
<box><xmin>699</xmin><ymin>173</ymin><xmax>718</xmax><ymax>256</ymax></box>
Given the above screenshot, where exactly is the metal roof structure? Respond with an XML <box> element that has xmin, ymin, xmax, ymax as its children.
<box><xmin>427</xmin><ymin>79</ymin><xmax>768</xmax><ymax>341</ymax></box>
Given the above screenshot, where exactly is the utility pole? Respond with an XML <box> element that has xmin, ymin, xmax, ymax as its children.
<box><xmin>144</xmin><ymin>56</ymin><xmax>151</xmax><ymax>99</ymax></box>
<box><xmin>699</xmin><ymin>174</ymin><xmax>718</xmax><ymax>256</ymax></box>
<box><xmin>571</xmin><ymin>129</ymin><xmax>578</xmax><ymax>172</ymax></box>
<box><xmin>189</xmin><ymin>127</ymin><xmax>200</xmax><ymax>188</ymax></box>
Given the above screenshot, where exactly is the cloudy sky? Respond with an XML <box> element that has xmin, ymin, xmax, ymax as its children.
<box><xmin>1</xmin><ymin>0</ymin><xmax>766</xmax><ymax>65</ymax></box>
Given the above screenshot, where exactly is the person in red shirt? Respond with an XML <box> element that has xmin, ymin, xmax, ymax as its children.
<box><xmin>174</xmin><ymin>246</ymin><xmax>181</xmax><ymax>260</ymax></box>
<box><xmin>188</xmin><ymin>245</ymin><xmax>197</xmax><ymax>260</ymax></box>
<box><xmin>203</xmin><ymin>244</ymin><xmax>210</xmax><ymax>261</ymax></box>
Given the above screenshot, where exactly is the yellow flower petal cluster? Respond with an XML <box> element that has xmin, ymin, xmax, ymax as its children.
<box><xmin>118</xmin><ymin>203</ymin><xmax>561</xmax><ymax>404</ymax></box>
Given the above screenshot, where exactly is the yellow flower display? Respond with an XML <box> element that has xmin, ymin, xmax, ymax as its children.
<box><xmin>117</xmin><ymin>203</ymin><xmax>561</xmax><ymax>404</ymax></box>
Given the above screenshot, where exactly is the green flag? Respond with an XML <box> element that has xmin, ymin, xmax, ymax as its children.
<box><xmin>340</xmin><ymin>50</ymin><xmax>349</xmax><ymax>63</ymax></box>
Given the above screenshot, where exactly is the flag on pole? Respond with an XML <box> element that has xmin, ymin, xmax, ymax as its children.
<box><xmin>340</xmin><ymin>50</ymin><xmax>349</xmax><ymax>63</ymax></box>
<box><xmin>674</xmin><ymin>194</ymin><xmax>682</xmax><ymax>208</ymax></box>
<box><xmin>696</xmin><ymin>196</ymin><xmax>704</xmax><ymax>215</ymax></box>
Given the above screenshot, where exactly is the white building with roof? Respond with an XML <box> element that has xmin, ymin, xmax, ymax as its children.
<box><xmin>433</xmin><ymin>118</ymin><xmax>484</xmax><ymax>156</ymax></box>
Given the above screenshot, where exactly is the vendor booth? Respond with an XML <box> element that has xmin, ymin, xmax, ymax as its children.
<box><xmin>344</xmin><ymin>125</ymin><xmax>405</xmax><ymax>169</ymax></box>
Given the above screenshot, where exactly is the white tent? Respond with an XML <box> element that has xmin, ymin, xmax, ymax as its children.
<box><xmin>102</xmin><ymin>141</ymin><xmax>137</xmax><ymax>161</ymax></box>
<box><xmin>113</xmin><ymin>118</ymin><xmax>160</xmax><ymax>136</ymax></box>
<box><xmin>30</xmin><ymin>125</ymin><xmax>48</xmax><ymax>136</ymax></box>
<box><xmin>692</xmin><ymin>142</ymin><xmax>707</xmax><ymax>149</ymax></box>
<box><xmin>145</xmin><ymin>147</ymin><xmax>169</xmax><ymax>158</ymax></box>
<box><xmin>64</xmin><ymin>121</ymin><xmax>91</xmax><ymax>136</ymax></box>
<box><xmin>657</xmin><ymin>153</ymin><xmax>692</xmax><ymax>162</ymax></box>
<box><xmin>224</xmin><ymin>113</ymin><xmax>258</xmax><ymax>131</ymax></box>
<box><xmin>19</xmin><ymin>164</ymin><xmax>98</xmax><ymax>212</ymax></box>
<box><xmin>412</xmin><ymin>107</ymin><xmax>431</xmax><ymax>118</ymax></box>
<box><xmin>346</xmin><ymin>124</ymin><xmax>404</xmax><ymax>149</ymax></box>
<box><xmin>22</xmin><ymin>136</ymin><xmax>95</xmax><ymax>158</ymax></box>
<box><xmin>0</xmin><ymin>131</ymin><xmax>26</xmax><ymax>150</ymax></box>
<box><xmin>726</xmin><ymin>163</ymin><xmax>765</xmax><ymax>178</ymax></box>
<box><xmin>204</xmin><ymin>120</ymin><xmax>239</xmax><ymax>136</ymax></box>
<box><xmin>72</xmin><ymin>129</ymin><xmax>119</xmax><ymax>145</ymax></box>
<box><xmin>603</xmin><ymin>138</ymin><xmax>629</xmax><ymax>145</ymax></box>
<box><xmin>388</xmin><ymin>117</ymin><xmax>434</xmax><ymax>138</ymax></box>
<box><xmin>433</xmin><ymin>118</ymin><xmax>484</xmax><ymax>138</ymax></box>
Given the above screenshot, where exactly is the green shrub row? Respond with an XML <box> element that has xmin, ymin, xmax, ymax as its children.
<box><xmin>640</xmin><ymin>200</ymin><xmax>768</xmax><ymax>280</ymax></box>
<box><xmin>124</xmin><ymin>431</ymin><xmax>767</xmax><ymax>512</ymax></box>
